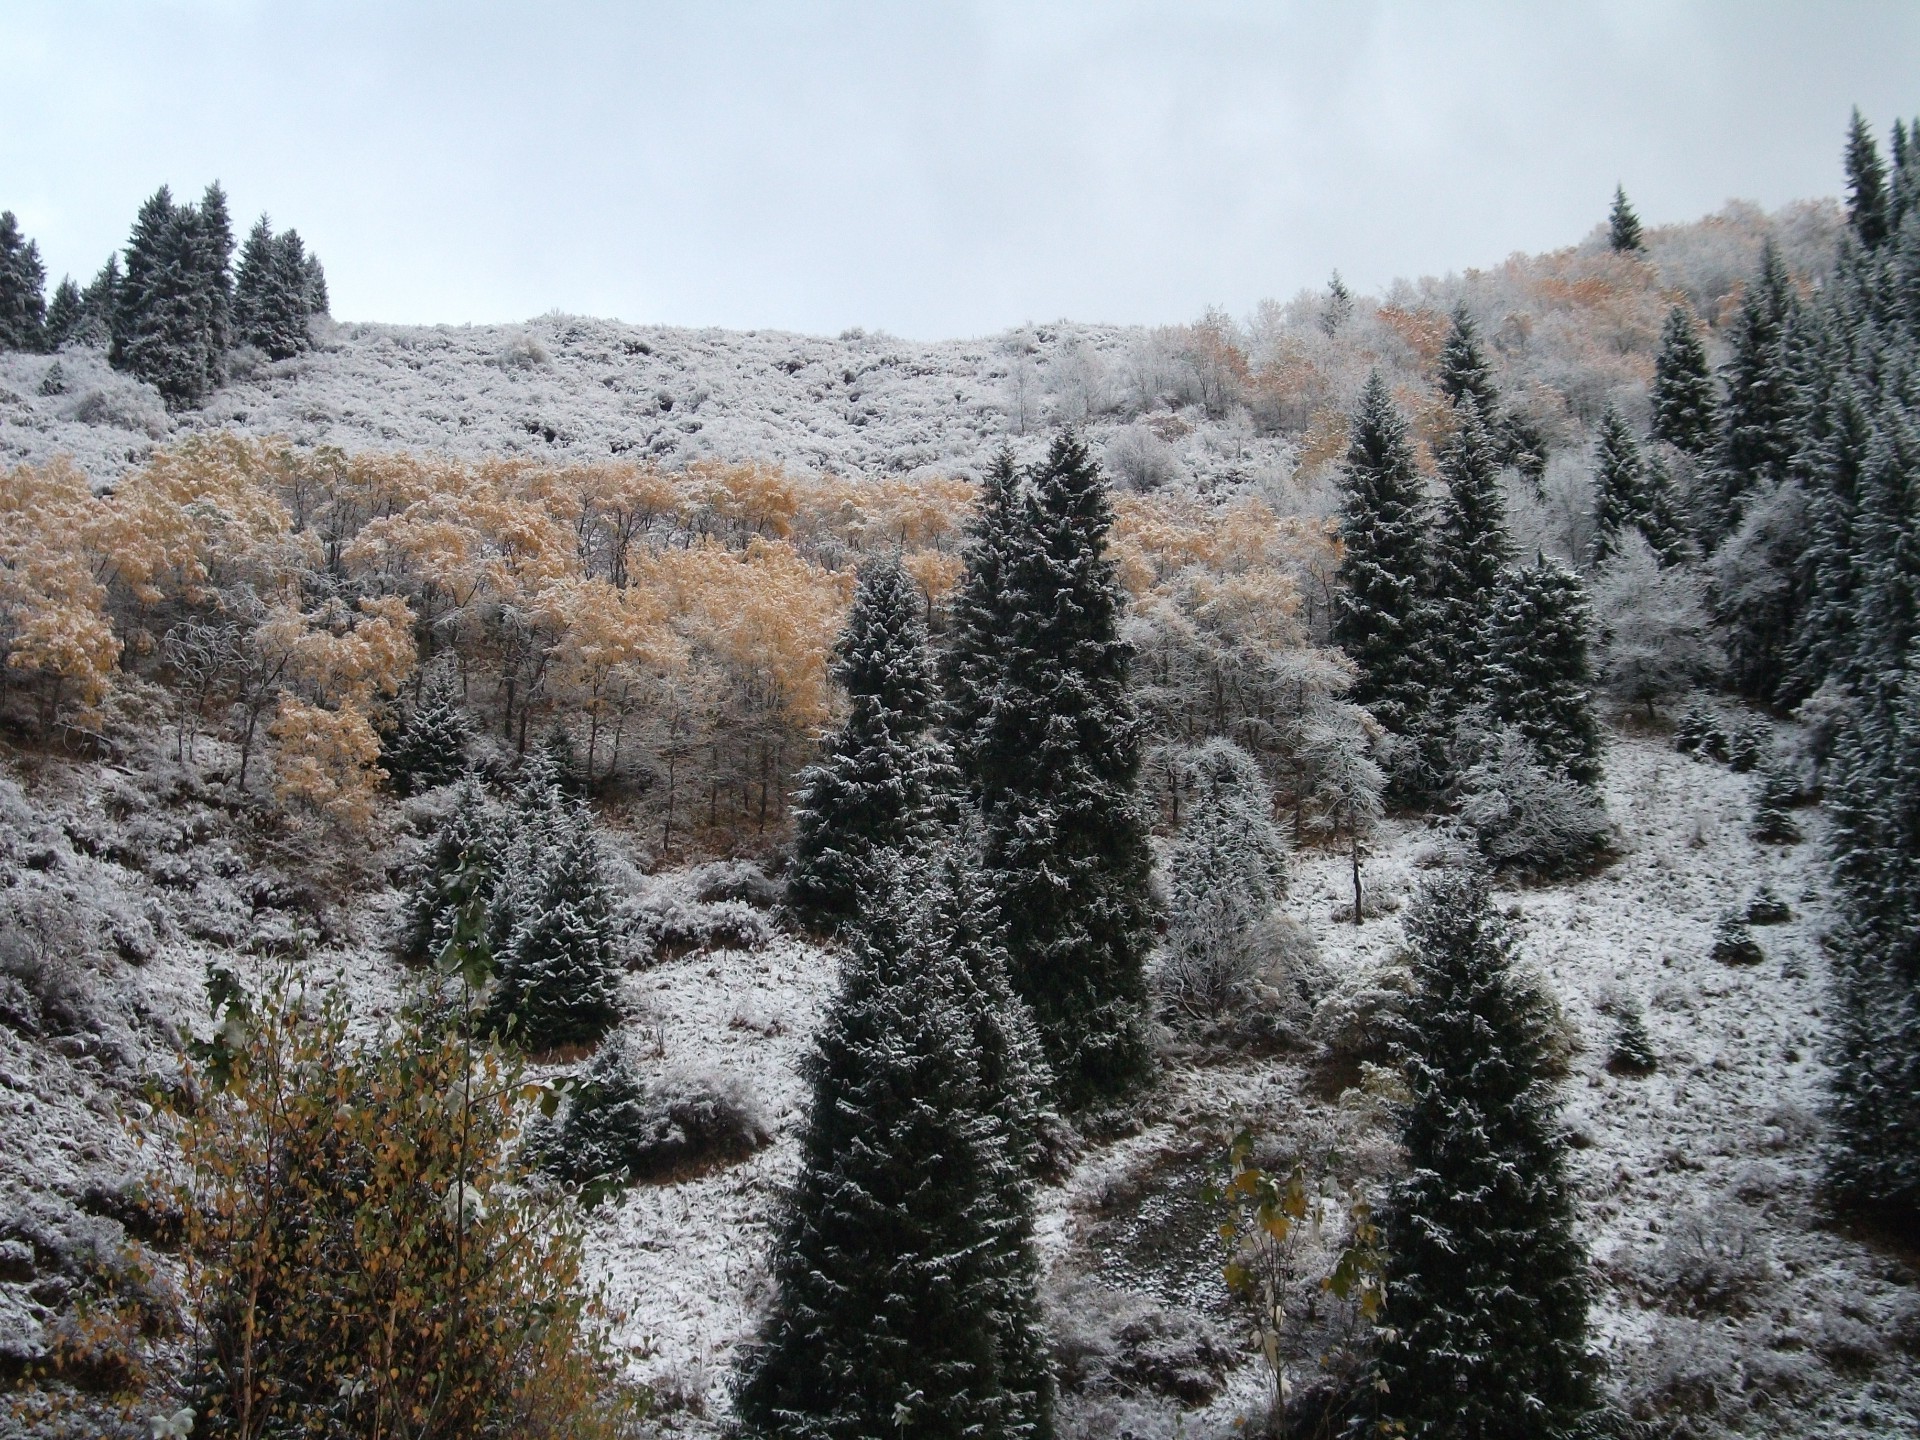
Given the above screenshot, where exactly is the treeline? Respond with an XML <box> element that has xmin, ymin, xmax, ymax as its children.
<box><xmin>0</xmin><ymin>183</ymin><xmax>327</xmax><ymax>406</ymax></box>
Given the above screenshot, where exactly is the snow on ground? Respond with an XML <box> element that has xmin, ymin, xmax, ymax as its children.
<box><xmin>0</xmin><ymin>319</ymin><xmax>1293</xmax><ymax>492</ymax></box>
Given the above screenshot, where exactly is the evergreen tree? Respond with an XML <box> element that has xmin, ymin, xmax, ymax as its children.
<box><xmin>1374</xmin><ymin>863</ymin><xmax>1595</xmax><ymax>1440</ymax></box>
<box><xmin>1750</xmin><ymin>757</ymin><xmax>1802</xmax><ymax>843</ymax></box>
<box><xmin>1590</xmin><ymin>404</ymin><xmax>1647</xmax><ymax>565</ymax></box>
<box><xmin>735</xmin><ymin>852</ymin><xmax>1054</xmax><ymax>1440</ymax></box>
<box><xmin>1157</xmin><ymin>739</ymin><xmax>1290</xmax><ymax>1018</ymax></box>
<box><xmin>43</xmin><ymin>276</ymin><xmax>82</xmax><ymax>349</ymax></box>
<box><xmin>0</xmin><ymin>211</ymin><xmax>46</xmax><ymax>351</ymax></box>
<box><xmin>113</xmin><ymin>186</ymin><xmax>222</xmax><ymax>407</ymax></box>
<box><xmin>1485</xmin><ymin>558</ymin><xmax>1604</xmax><ymax>787</ymax></box>
<box><xmin>484</xmin><ymin>801</ymin><xmax>622</xmax><ymax>1050</ymax></box>
<box><xmin>399</xmin><ymin>773</ymin><xmax>496</xmax><ymax>966</ymax></box>
<box><xmin>1844</xmin><ymin>108</ymin><xmax>1891</xmax><ymax>252</ymax></box>
<box><xmin>1427</xmin><ymin>403</ymin><xmax>1514</xmax><ymax>717</ymax></box>
<box><xmin>194</xmin><ymin>181</ymin><xmax>236</xmax><ymax>357</ymax></box>
<box><xmin>1320</xmin><ymin>270</ymin><xmax>1354</xmax><ymax>336</ymax></box>
<box><xmin>790</xmin><ymin>557</ymin><xmax>951</xmax><ymax>934</ymax></box>
<box><xmin>1711</xmin><ymin>241</ymin><xmax>1801</xmax><ymax>544</ymax></box>
<box><xmin>965</xmin><ymin>432</ymin><xmax>1156</xmax><ymax>1108</ymax></box>
<box><xmin>1650</xmin><ymin>304</ymin><xmax>1717</xmax><ymax>456</ymax></box>
<box><xmin>1608</xmin><ymin>184</ymin><xmax>1645</xmax><ymax>253</ymax></box>
<box><xmin>942</xmin><ymin>449</ymin><xmax>1022</xmax><ymax>784</ymax></box>
<box><xmin>235</xmin><ymin>215</ymin><xmax>322</xmax><ymax>358</ymax></box>
<box><xmin>383</xmin><ymin>662</ymin><xmax>472</xmax><ymax>796</ymax></box>
<box><xmin>1606</xmin><ymin>1009</ymin><xmax>1658</xmax><ymax>1076</ymax></box>
<box><xmin>1332</xmin><ymin>373</ymin><xmax>1438</xmax><ymax>789</ymax></box>
<box><xmin>75</xmin><ymin>255</ymin><xmax>120</xmax><ymax>347</ymax></box>
<box><xmin>1436</xmin><ymin>305</ymin><xmax>1501</xmax><ymax>420</ymax></box>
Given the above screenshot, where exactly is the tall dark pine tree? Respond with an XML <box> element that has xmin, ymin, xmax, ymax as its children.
<box><xmin>383</xmin><ymin>662</ymin><xmax>472</xmax><ymax>796</ymax></box>
<box><xmin>1436</xmin><ymin>306</ymin><xmax>1501</xmax><ymax>420</ymax></box>
<box><xmin>789</xmin><ymin>556</ymin><xmax>951</xmax><ymax>934</ymax></box>
<box><xmin>236</xmin><ymin>215</ymin><xmax>324</xmax><ymax>358</ymax></box>
<box><xmin>963</xmin><ymin>433</ymin><xmax>1156</xmax><ymax>1108</ymax></box>
<box><xmin>1485</xmin><ymin>557</ymin><xmax>1603</xmax><ymax>787</ymax></box>
<box><xmin>1333</xmin><ymin>373</ymin><xmax>1437</xmax><ymax>789</ymax></box>
<box><xmin>1845</xmin><ymin>108</ymin><xmax>1891</xmax><ymax>252</ymax></box>
<box><xmin>1711</xmin><ymin>241</ymin><xmax>1801</xmax><ymax>545</ymax></box>
<box><xmin>1591</xmin><ymin>404</ymin><xmax>1686</xmax><ymax>567</ymax></box>
<box><xmin>43</xmin><ymin>277</ymin><xmax>82</xmax><ymax>349</ymax></box>
<box><xmin>193</xmin><ymin>181</ymin><xmax>235</xmax><ymax>358</ymax></box>
<box><xmin>0</xmin><ymin>212</ymin><xmax>46</xmax><ymax>351</ymax></box>
<box><xmin>1374</xmin><ymin>864</ymin><xmax>1594</xmax><ymax>1439</ymax></box>
<box><xmin>1649</xmin><ymin>304</ymin><xmax>1717</xmax><ymax>456</ymax></box>
<box><xmin>1608</xmin><ymin>184</ymin><xmax>1645</xmax><ymax>253</ymax></box>
<box><xmin>76</xmin><ymin>255</ymin><xmax>120</xmax><ymax>347</ymax></box>
<box><xmin>735</xmin><ymin>852</ymin><xmax>1055</xmax><ymax>1440</ymax></box>
<box><xmin>399</xmin><ymin>773</ymin><xmax>496</xmax><ymax>966</ymax></box>
<box><xmin>1427</xmin><ymin>404</ymin><xmax>1514</xmax><ymax>719</ymax></box>
<box><xmin>943</xmin><ymin>449</ymin><xmax>1022</xmax><ymax>783</ymax></box>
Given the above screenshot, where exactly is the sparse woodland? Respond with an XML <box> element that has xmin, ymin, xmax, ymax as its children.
<box><xmin>1</xmin><ymin>113</ymin><xmax>1918</xmax><ymax>1440</ymax></box>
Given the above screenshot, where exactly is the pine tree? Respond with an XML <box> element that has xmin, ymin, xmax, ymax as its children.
<box><xmin>1590</xmin><ymin>404</ymin><xmax>1648</xmax><ymax>565</ymax></box>
<box><xmin>1320</xmin><ymin>270</ymin><xmax>1354</xmax><ymax>336</ymax></box>
<box><xmin>1606</xmin><ymin>1009</ymin><xmax>1658</xmax><ymax>1076</ymax></box>
<box><xmin>76</xmin><ymin>255</ymin><xmax>119</xmax><ymax>347</ymax></box>
<box><xmin>235</xmin><ymin>215</ymin><xmax>324</xmax><ymax>358</ymax></box>
<box><xmin>1712</xmin><ymin>241</ymin><xmax>1801</xmax><ymax>543</ymax></box>
<box><xmin>43</xmin><ymin>277</ymin><xmax>82</xmax><ymax>349</ymax></box>
<box><xmin>1650</xmin><ymin>304</ymin><xmax>1717</xmax><ymax>456</ymax></box>
<box><xmin>1427</xmin><ymin>403</ymin><xmax>1515</xmax><ymax>718</ymax></box>
<box><xmin>1608</xmin><ymin>184</ymin><xmax>1645</xmax><ymax>253</ymax></box>
<box><xmin>1332</xmin><ymin>373</ymin><xmax>1436</xmax><ymax>771</ymax></box>
<box><xmin>1485</xmin><ymin>557</ymin><xmax>1604</xmax><ymax>787</ymax></box>
<box><xmin>1437</xmin><ymin>305</ymin><xmax>1501</xmax><ymax>420</ymax></box>
<box><xmin>790</xmin><ymin>556</ymin><xmax>951</xmax><ymax>935</ymax></box>
<box><xmin>113</xmin><ymin>186</ymin><xmax>223</xmax><ymax>407</ymax></box>
<box><xmin>1157</xmin><ymin>739</ymin><xmax>1290</xmax><ymax>1018</ymax></box>
<box><xmin>194</xmin><ymin>181</ymin><xmax>236</xmax><ymax>358</ymax></box>
<box><xmin>0</xmin><ymin>211</ymin><xmax>47</xmax><ymax>351</ymax></box>
<box><xmin>965</xmin><ymin>432</ymin><xmax>1156</xmax><ymax>1108</ymax></box>
<box><xmin>1374</xmin><ymin>863</ymin><xmax>1595</xmax><ymax>1439</ymax></box>
<box><xmin>383</xmin><ymin>662</ymin><xmax>472</xmax><ymax>796</ymax></box>
<box><xmin>399</xmin><ymin>773</ymin><xmax>497</xmax><ymax>965</ymax></box>
<box><xmin>1750</xmin><ymin>757</ymin><xmax>1802</xmax><ymax>843</ymax></box>
<box><xmin>1845</xmin><ymin>108</ymin><xmax>1891</xmax><ymax>252</ymax></box>
<box><xmin>943</xmin><ymin>449</ymin><xmax>1022</xmax><ymax>784</ymax></box>
<box><xmin>484</xmin><ymin>801</ymin><xmax>622</xmax><ymax>1050</ymax></box>
<box><xmin>735</xmin><ymin>852</ymin><xmax>1055</xmax><ymax>1440</ymax></box>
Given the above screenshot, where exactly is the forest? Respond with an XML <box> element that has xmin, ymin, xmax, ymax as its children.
<box><xmin>0</xmin><ymin>110</ymin><xmax>1917</xmax><ymax>1440</ymax></box>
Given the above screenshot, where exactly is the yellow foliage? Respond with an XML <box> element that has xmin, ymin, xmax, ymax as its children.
<box><xmin>270</xmin><ymin>694</ymin><xmax>387</xmax><ymax>828</ymax></box>
<box><xmin>0</xmin><ymin>459</ymin><xmax>120</xmax><ymax>712</ymax></box>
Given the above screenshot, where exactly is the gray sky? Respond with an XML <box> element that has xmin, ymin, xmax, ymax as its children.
<box><xmin>3</xmin><ymin>2</ymin><xmax>1916</xmax><ymax>339</ymax></box>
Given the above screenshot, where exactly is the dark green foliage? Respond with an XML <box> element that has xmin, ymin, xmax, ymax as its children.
<box><xmin>484</xmin><ymin>800</ymin><xmax>622</xmax><ymax>1050</ymax></box>
<box><xmin>0</xmin><ymin>211</ymin><xmax>46</xmax><ymax>351</ymax></box>
<box><xmin>1606</xmin><ymin>1009</ymin><xmax>1658</xmax><ymax>1076</ymax></box>
<box><xmin>235</xmin><ymin>214</ymin><xmax>325</xmax><ymax>358</ymax></box>
<box><xmin>1710</xmin><ymin>241</ymin><xmax>1801</xmax><ymax>544</ymax></box>
<box><xmin>1608</xmin><ymin>184</ymin><xmax>1645</xmax><ymax>253</ymax></box>
<box><xmin>1674</xmin><ymin>699</ymin><xmax>1728</xmax><ymax>761</ymax></box>
<box><xmin>1333</xmin><ymin>373</ymin><xmax>1437</xmax><ymax>783</ymax></box>
<box><xmin>1590</xmin><ymin>405</ymin><xmax>1646</xmax><ymax>564</ymax></box>
<box><xmin>1485</xmin><ymin>558</ymin><xmax>1603</xmax><ymax>788</ymax></box>
<box><xmin>382</xmin><ymin>663</ymin><xmax>472</xmax><ymax>796</ymax></box>
<box><xmin>1726</xmin><ymin>720</ymin><xmax>1765</xmax><ymax>774</ymax></box>
<box><xmin>1320</xmin><ymin>270</ymin><xmax>1354</xmax><ymax>336</ymax></box>
<box><xmin>1427</xmin><ymin>404</ymin><xmax>1514</xmax><ymax>723</ymax></box>
<box><xmin>790</xmin><ymin>556</ymin><xmax>951</xmax><ymax>935</ymax></box>
<box><xmin>1437</xmin><ymin>306</ymin><xmax>1500</xmax><ymax>420</ymax></box>
<box><xmin>42</xmin><ymin>277</ymin><xmax>82</xmax><ymax>349</ymax></box>
<box><xmin>398</xmin><ymin>773</ymin><xmax>496</xmax><ymax>967</ymax></box>
<box><xmin>1650</xmin><ymin>305</ymin><xmax>1717</xmax><ymax>456</ymax></box>
<box><xmin>959</xmin><ymin>433</ymin><xmax>1157</xmax><ymax>1108</ymax></box>
<box><xmin>194</xmin><ymin>182</ymin><xmax>235</xmax><ymax>358</ymax></box>
<box><xmin>112</xmin><ymin>185</ymin><xmax>229</xmax><ymax>407</ymax></box>
<box><xmin>734</xmin><ymin>851</ymin><xmax>1055</xmax><ymax>1440</ymax></box>
<box><xmin>75</xmin><ymin>255</ymin><xmax>120</xmax><ymax>347</ymax></box>
<box><xmin>943</xmin><ymin>449</ymin><xmax>1021</xmax><ymax>783</ymax></box>
<box><xmin>1374</xmin><ymin>864</ymin><xmax>1595</xmax><ymax>1439</ymax></box>
<box><xmin>539</xmin><ymin>721</ymin><xmax>588</xmax><ymax>797</ymax></box>
<box><xmin>1746</xmin><ymin>885</ymin><xmax>1792</xmax><ymax>926</ymax></box>
<box><xmin>1845</xmin><ymin>108</ymin><xmax>1890</xmax><ymax>251</ymax></box>
<box><xmin>1711</xmin><ymin>912</ymin><xmax>1764</xmax><ymax>966</ymax></box>
<box><xmin>1750</xmin><ymin>760</ymin><xmax>1802</xmax><ymax>843</ymax></box>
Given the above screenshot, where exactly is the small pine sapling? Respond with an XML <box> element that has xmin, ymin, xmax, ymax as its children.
<box><xmin>1711</xmin><ymin>912</ymin><xmax>1765</xmax><ymax>967</ymax></box>
<box><xmin>1727</xmin><ymin>721</ymin><xmax>1767</xmax><ymax>774</ymax></box>
<box><xmin>1747</xmin><ymin>885</ymin><xmax>1792</xmax><ymax>926</ymax></box>
<box><xmin>1674</xmin><ymin>700</ymin><xmax>1728</xmax><ymax>761</ymax></box>
<box><xmin>1606</xmin><ymin>1010</ymin><xmax>1659</xmax><ymax>1077</ymax></box>
<box><xmin>1750</xmin><ymin>760</ymin><xmax>1803</xmax><ymax>843</ymax></box>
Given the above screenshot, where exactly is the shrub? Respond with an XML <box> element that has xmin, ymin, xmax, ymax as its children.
<box><xmin>1455</xmin><ymin>727</ymin><xmax>1612</xmax><ymax>877</ymax></box>
<box><xmin>1711</xmin><ymin>913</ymin><xmax>1764</xmax><ymax>966</ymax></box>
<box><xmin>628</xmin><ymin>893</ymin><xmax>772</xmax><ymax>961</ymax></box>
<box><xmin>1642</xmin><ymin>1205</ymin><xmax>1772</xmax><ymax>1316</ymax></box>
<box><xmin>691</xmin><ymin>860</ymin><xmax>780</xmax><ymax>910</ymax></box>
<box><xmin>158</xmin><ymin>965</ymin><xmax>645</xmax><ymax>1439</ymax></box>
<box><xmin>1674</xmin><ymin>700</ymin><xmax>1728</xmax><ymax>761</ymax></box>
<box><xmin>1606</xmin><ymin>1009</ymin><xmax>1658</xmax><ymax>1076</ymax></box>
<box><xmin>1746</xmin><ymin>885</ymin><xmax>1792</xmax><ymax>925</ymax></box>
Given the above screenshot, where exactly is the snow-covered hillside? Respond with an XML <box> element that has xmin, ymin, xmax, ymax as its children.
<box><xmin>11</xmin><ymin>725</ymin><xmax>1911</xmax><ymax>1438</ymax></box>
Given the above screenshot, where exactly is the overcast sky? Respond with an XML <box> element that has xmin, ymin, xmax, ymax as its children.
<box><xmin>3</xmin><ymin>2</ymin><xmax>1916</xmax><ymax>339</ymax></box>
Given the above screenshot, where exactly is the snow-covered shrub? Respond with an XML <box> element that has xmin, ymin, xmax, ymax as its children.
<box><xmin>1746</xmin><ymin>885</ymin><xmax>1791</xmax><ymax>925</ymax></box>
<box><xmin>629</xmin><ymin>892</ymin><xmax>773</xmax><ymax>961</ymax></box>
<box><xmin>1310</xmin><ymin>955</ymin><xmax>1412</xmax><ymax>1076</ymax></box>
<box><xmin>60</xmin><ymin>376</ymin><xmax>169</xmax><ymax>438</ymax></box>
<box><xmin>539</xmin><ymin>1041</ymin><xmax>770</xmax><ymax>1193</ymax></box>
<box><xmin>1046</xmin><ymin>1274</ymin><xmax>1234</xmax><ymax>1405</ymax></box>
<box><xmin>1455</xmin><ymin>727</ymin><xmax>1612</xmax><ymax>877</ymax></box>
<box><xmin>1726</xmin><ymin>719</ymin><xmax>1767</xmax><ymax>773</ymax></box>
<box><xmin>1750</xmin><ymin>759</ymin><xmax>1802</xmax><ymax>843</ymax></box>
<box><xmin>691</xmin><ymin>859</ymin><xmax>780</xmax><ymax>909</ymax></box>
<box><xmin>1711</xmin><ymin>912</ymin><xmax>1764</xmax><ymax>966</ymax></box>
<box><xmin>1642</xmin><ymin>1204</ymin><xmax>1773</xmax><ymax>1316</ymax></box>
<box><xmin>1589</xmin><ymin>535</ymin><xmax>1721</xmax><ymax>716</ymax></box>
<box><xmin>1606</xmin><ymin>1008</ymin><xmax>1658</xmax><ymax>1076</ymax></box>
<box><xmin>494</xmin><ymin>331</ymin><xmax>549</xmax><ymax>370</ymax></box>
<box><xmin>1103</xmin><ymin>424</ymin><xmax>1180</xmax><ymax>491</ymax></box>
<box><xmin>1674</xmin><ymin>698</ymin><xmax>1729</xmax><ymax>760</ymax></box>
<box><xmin>0</xmin><ymin>897</ymin><xmax>94</xmax><ymax>1037</ymax></box>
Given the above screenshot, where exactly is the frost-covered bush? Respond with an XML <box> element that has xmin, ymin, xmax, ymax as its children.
<box><xmin>1310</xmin><ymin>955</ymin><xmax>1412</xmax><ymax>1075</ymax></box>
<box><xmin>691</xmin><ymin>859</ymin><xmax>780</xmax><ymax>909</ymax></box>
<box><xmin>1589</xmin><ymin>535</ymin><xmax>1721</xmax><ymax>716</ymax></box>
<box><xmin>1711</xmin><ymin>912</ymin><xmax>1764</xmax><ymax>966</ymax></box>
<box><xmin>1455</xmin><ymin>727</ymin><xmax>1611</xmax><ymax>877</ymax></box>
<box><xmin>1674</xmin><ymin>698</ymin><xmax>1729</xmax><ymax>760</ymax></box>
<box><xmin>1103</xmin><ymin>424</ymin><xmax>1181</xmax><ymax>491</ymax></box>
<box><xmin>1746</xmin><ymin>885</ymin><xmax>1791</xmax><ymax>926</ymax></box>
<box><xmin>1047</xmin><ymin>1275</ymin><xmax>1234</xmax><ymax>1405</ymax></box>
<box><xmin>1642</xmin><ymin>1204</ymin><xmax>1773</xmax><ymax>1316</ymax></box>
<box><xmin>539</xmin><ymin>1040</ymin><xmax>770</xmax><ymax>1193</ymax></box>
<box><xmin>629</xmin><ymin>892</ymin><xmax>773</xmax><ymax>961</ymax></box>
<box><xmin>60</xmin><ymin>375</ymin><xmax>169</xmax><ymax>438</ymax></box>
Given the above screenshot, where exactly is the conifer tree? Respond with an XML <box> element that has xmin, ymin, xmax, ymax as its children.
<box><xmin>484</xmin><ymin>801</ymin><xmax>622</xmax><ymax>1050</ymax></box>
<box><xmin>1712</xmin><ymin>241</ymin><xmax>1801</xmax><ymax>543</ymax></box>
<box><xmin>42</xmin><ymin>277</ymin><xmax>82</xmax><ymax>349</ymax></box>
<box><xmin>1437</xmin><ymin>306</ymin><xmax>1501</xmax><ymax>420</ymax></box>
<box><xmin>943</xmin><ymin>449</ymin><xmax>1022</xmax><ymax>783</ymax></box>
<box><xmin>76</xmin><ymin>255</ymin><xmax>120</xmax><ymax>347</ymax></box>
<box><xmin>194</xmin><ymin>181</ymin><xmax>235</xmax><ymax>358</ymax></box>
<box><xmin>964</xmin><ymin>432</ymin><xmax>1156</xmax><ymax>1108</ymax></box>
<box><xmin>1485</xmin><ymin>557</ymin><xmax>1604</xmax><ymax>787</ymax></box>
<box><xmin>113</xmin><ymin>186</ymin><xmax>223</xmax><ymax>407</ymax></box>
<box><xmin>1591</xmin><ymin>404</ymin><xmax>1650</xmax><ymax>565</ymax></box>
<box><xmin>399</xmin><ymin>773</ymin><xmax>496</xmax><ymax>965</ymax></box>
<box><xmin>1374</xmin><ymin>863</ymin><xmax>1595</xmax><ymax>1439</ymax></box>
<box><xmin>1845</xmin><ymin>108</ymin><xmax>1891</xmax><ymax>252</ymax></box>
<box><xmin>790</xmin><ymin>556</ymin><xmax>951</xmax><ymax>934</ymax></box>
<box><xmin>1608</xmin><ymin>184</ymin><xmax>1645</xmax><ymax>253</ymax></box>
<box><xmin>236</xmin><ymin>215</ymin><xmax>323</xmax><ymax>358</ymax></box>
<box><xmin>1320</xmin><ymin>270</ymin><xmax>1354</xmax><ymax>336</ymax></box>
<box><xmin>383</xmin><ymin>662</ymin><xmax>472</xmax><ymax>796</ymax></box>
<box><xmin>1427</xmin><ymin>403</ymin><xmax>1514</xmax><ymax>717</ymax></box>
<box><xmin>1333</xmin><ymin>373</ymin><xmax>1437</xmax><ymax>790</ymax></box>
<box><xmin>735</xmin><ymin>852</ymin><xmax>1054</xmax><ymax>1440</ymax></box>
<box><xmin>0</xmin><ymin>211</ymin><xmax>46</xmax><ymax>351</ymax></box>
<box><xmin>1650</xmin><ymin>304</ymin><xmax>1717</xmax><ymax>456</ymax></box>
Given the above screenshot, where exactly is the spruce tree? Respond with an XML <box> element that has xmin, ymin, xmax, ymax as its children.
<box><xmin>1320</xmin><ymin>270</ymin><xmax>1354</xmax><ymax>336</ymax></box>
<box><xmin>1332</xmin><ymin>373</ymin><xmax>1438</xmax><ymax>789</ymax></box>
<box><xmin>236</xmin><ymin>215</ymin><xmax>322</xmax><ymax>358</ymax></box>
<box><xmin>484</xmin><ymin>801</ymin><xmax>622</xmax><ymax>1050</ymax></box>
<box><xmin>1427</xmin><ymin>403</ymin><xmax>1515</xmax><ymax>717</ymax></box>
<box><xmin>194</xmin><ymin>181</ymin><xmax>236</xmax><ymax>358</ymax></box>
<box><xmin>789</xmin><ymin>556</ymin><xmax>951</xmax><ymax>935</ymax></box>
<box><xmin>1608</xmin><ymin>184</ymin><xmax>1645</xmax><ymax>253</ymax></box>
<box><xmin>965</xmin><ymin>432</ymin><xmax>1156</xmax><ymax>1108</ymax></box>
<box><xmin>943</xmin><ymin>449</ymin><xmax>1022</xmax><ymax>784</ymax></box>
<box><xmin>735</xmin><ymin>851</ymin><xmax>1054</xmax><ymax>1440</ymax></box>
<box><xmin>1845</xmin><ymin>108</ymin><xmax>1891</xmax><ymax>252</ymax></box>
<box><xmin>43</xmin><ymin>277</ymin><xmax>82</xmax><ymax>349</ymax></box>
<box><xmin>1712</xmin><ymin>241</ymin><xmax>1801</xmax><ymax>543</ymax></box>
<box><xmin>1436</xmin><ymin>305</ymin><xmax>1501</xmax><ymax>420</ymax></box>
<box><xmin>1649</xmin><ymin>304</ymin><xmax>1717</xmax><ymax>456</ymax></box>
<box><xmin>399</xmin><ymin>773</ymin><xmax>497</xmax><ymax>966</ymax></box>
<box><xmin>1485</xmin><ymin>557</ymin><xmax>1603</xmax><ymax>787</ymax></box>
<box><xmin>1589</xmin><ymin>404</ymin><xmax>1686</xmax><ymax>566</ymax></box>
<box><xmin>76</xmin><ymin>255</ymin><xmax>119</xmax><ymax>347</ymax></box>
<box><xmin>1374</xmin><ymin>863</ymin><xmax>1594</xmax><ymax>1440</ymax></box>
<box><xmin>383</xmin><ymin>662</ymin><xmax>472</xmax><ymax>796</ymax></box>
<box><xmin>0</xmin><ymin>211</ymin><xmax>46</xmax><ymax>351</ymax></box>
<box><xmin>113</xmin><ymin>186</ymin><xmax>222</xmax><ymax>407</ymax></box>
